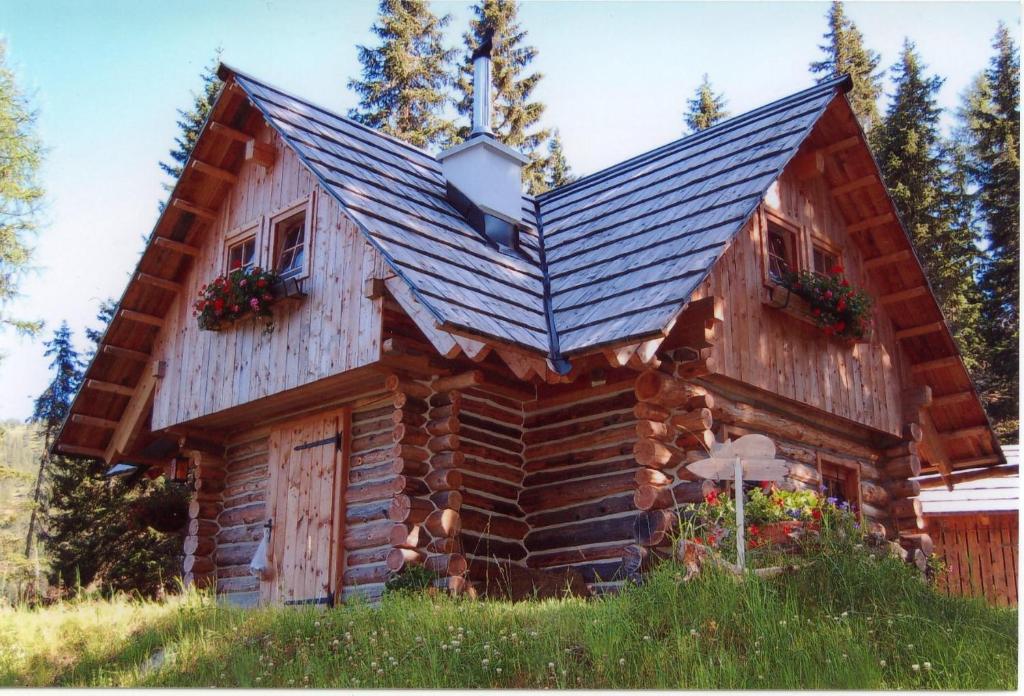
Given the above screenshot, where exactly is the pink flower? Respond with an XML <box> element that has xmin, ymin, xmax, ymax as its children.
<box><xmin>250</xmin><ymin>298</ymin><xmax>260</xmax><ymax>311</ymax></box>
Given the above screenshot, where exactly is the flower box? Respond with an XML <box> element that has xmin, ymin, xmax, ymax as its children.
<box><xmin>749</xmin><ymin>520</ymin><xmax>820</xmax><ymax>549</ymax></box>
<box><xmin>763</xmin><ymin>284</ymin><xmax>872</xmax><ymax>345</ymax></box>
<box><xmin>193</xmin><ymin>268</ymin><xmax>306</xmax><ymax>333</ymax></box>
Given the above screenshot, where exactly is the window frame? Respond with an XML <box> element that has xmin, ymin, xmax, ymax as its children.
<box><xmin>222</xmin><ymin>218</ymin><xmax>262</xmax><ymax>275</ymax></box>
<box><xmin>810</xmin><ymin>236</ymin><xmax>842</xmax><ymax>278</ymax></box>
<box><xmin>816</xmin><ymin>454</ymin><xmax>863</xmax><ymax>522</ymax></box>
<box><xmin>267</xmin><ymin>194</ymin><xmax>314</xmax><ymax>282</ymax></box>
<box><xmin>760</xmin><ymin>209</ymin><xmax>804</xmax><ymax>286</ymax></box>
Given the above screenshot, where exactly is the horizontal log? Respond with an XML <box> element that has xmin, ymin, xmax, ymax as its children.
<box><xmin>217</xmin><ymin>504</ymin><xmax>263</xmax><ymax>529</ymax></box>
<box><xmin>635</xmin><ymin>467</ymin><xmax>673</xmax><ymax>487</ymax></box>
<box><xmin>426</xmin><ymin>537</ymin><xmax>461</xmax><ymax>555</ymax></box>
<box><xmin>344</xmin><ymin>563</ymin><xmax>390</xmax><ymax>586</ymax></box>
<box><xmin>426</xmin><ymin>468</ymin><xmax>463</xmax><ymax>492</ymax></box>
<box><xmin>636</xmin><ymin>419</ymin><xmax>673</xmax><ymax>443</ymax></box>
<box><xmin>392</xmin><ymin>392</ymin><xmax>429</xmax><ymax>414</ymax></box>
<box><xmin>384</xmin><ymin>375</ymin><xmax>431</xmax><ymax>400</ymax></box>
<box><xmin>525</xmin><ymin>389</ymin><xmax>634</xmax><ymax>430</ymax></box>
<box><xmin>884</xmin><ymin>441</ymin><xmax>919</xmax><ymax>458</ymax></box>
<box><xmin>347</xmin><ymin>499</ymin><xmax>391</xmax><ymax>525</ymax></box>
<box><xmin>424</xmin><ymin>509</ymin><xmax>461</xmax><ymax>538</ymax></box>
<box><xmin>429</xmin><ymin>489</ymin><xmax>463</xmax><ymax>510</ymax></box>
<box><xmin>461</xmin><ymin>491</ymin><xmax>523</xmax><ymax>518</ymax></box>
<box><xmin>433</xmin><ymin>371</ymin><xmax>483</xmax><ymax>392</ymax></box>
<box><xmin>676</xmin><ymin>429</ymin><xmax>716</xmax><ymax>451</ymax></box>
<box><xmin>899</xmin><ymin>533</ymin><xmax>933</xmax><ymax>557</ymax></box>
<box><xmin>678</xmin><ymin>356</ymin><xmax>715</xmax><ymax>379</ymax></box>
<box><xmin>883</xmin><ymin>478</ymin><xmax>921</xmax><ymax>499</ymax></box>
<box><xmin>860</xmin><ymin>480</ymin><xmax>891</xmax><ymax>506</ymax></box>
<box><xmin>890</xmin><ymin>498</ymin><xmax>922</xmax><ymax>519</ymax></box>
<box><xmin>530</xmin><ymin>542</ymin><xmax>628</xmax><ymax>569</ymax></box>
<box><xmin>428</xmin><ymin>434</ymin><xmax>459</xmax><ymax>453</ymax></box>
<box><xmin>633</xmin><ymin>401</ymin><xmax>670</xmax><ymax>422</ymax></box>
<box><xmin>525</xmin><ymin>410</ymin><xmax>633</xmax><ymax>446</ymax></box>
<box><xmin>460</xmin><ymin>441</ymin><xmax>521</xmax><ymax>467</ymax></box>
<box><xmin>633</xmin><ymin>509</ymin><xmax>677</xmax><ymax>547</ymax></box>
<box><xmin>633</xmin><ymin>438</ymin><xmax>685</xmax><ymax>469</ymax></box>
<box><xmin>460</xmin><ymin>424</ymin><xmax>523</xmax><ymax>454</ymax></box>
<box><xmin>188</xmin><ymin>500</ymin><xmax>222</xmax><ymax>520</ymax></box>
<box><xmin>673</xmin><ymin>480</ymin><xmax>718</xmax><ymax>504</ymax></box>
<box><xmin>524</xmin><ymin>440</ymin><xmax>633</xmax><ymax>472</ymax></box>
<box><xmin>519</xmin><ymin>470</ymin><xmax>635</xmax><ymax>514</ymax></box>
<box><xmin>344</xmin><ymin>520</ymin><xmax>393</xmax><ymax>550</ymax></box>
<box><xmin>621</xmin><ymin>544</ymin><xmax>666</xmax><ymax>576</ymax></box>
<box><xmin>388</xmin><ymin>495</ymin><xmax>433</xmax><ymax>524</ymax></box>
<box><xmin>461</xmin><ymin>472</ymin><xmax>520</xmax><ymax>501</ymax></box>
<box><xmin>634</xmin><ymin>484</ymin><xmax>673</xmax><ymax>510</ymax></box>
<box><xmin>347</xmin><ymin>477</ymin><xmax>399</xmax><ymax>504</ymax></box>
<box><xmin>426</xmin><ymin>416</ymin><xmax>460</xmax><ymax>436</ymax></box>
<box><xmin>347</xmin><ymin>545</ymin><xmax>390</xmax><ymax>567</ymax></box>
<box><xmin>670</xmin><ymin>408</ymin><xmax>713</xmax><ymax>434</ymax></box>
<box><xmin>525</xmin><ymin>513</ymin><xmax>636</xmax><ymax>552</ymax></box>
<box><xmin>635</xmin><ymin>370</ymin><xmax>690</xmax><ymax>407</ymax></box>
<box><xmin>393</xmin><ymin>423</ymin><xmax>429</xmax><ymax>447</ymax></box>
<box><xmin>460</xmin><ymin>508</ymin><xmax>529</xmax><ymax>540</ymax></box>
<box><xmin>183</xmin><ymin>535</ymin><xmax>215</xmax><ymax>556</ymax></box>
<box><xmin>424</xmin><ymin>553</ymin><xmax>468</xmax><ymax>576</ymax></box>
<box><xmin>216</xmin><ymin>541</ymin><xmax>259</xmax><ymax>567</ymax></box>
<box><xmin>428</xmin><ymin>390</ymin><xmax>462</xmax><ymax>409</ymax></box>
<box><xmin>430</xmin><ymin>450</ymin><xmax>465</xmax><ymax>470</ymax></box>
<box><xmin>525</xmin><ymin>492</ymin><xmax>636</xmax><ymax>529</ymax></box>
<box><xmin>389</xmin><ymin>522</ymin><xmax>431</xmax><ymax>549</ymax></box>
<box><xmin>183</xmin><ymin>554</ymin><xmax>214</xmax><ymax>574</ymax></box>
<box><xmin>430</xmin><ymin>402</ymin><xmax>461</xmax><ymax>420</ymax></box>
<box><xmin>903</xmin><ymin>423</ymin><xmax>924</xmax><ymax>443</ymax></box>
<box><xmin>461</xmin><ymin>532</ymin><xmax>525</xmax><ymax>561</ymax></box>
<box><xmin>884</xmin><ymin>455</ymin><xmax>921</xmax><ymax>479</ymax></box>
<box><xmin>386</xmin><ymin>547</ymin><xmax>426</xmax><ymax>572</ymax></box>
<box><xmin>188</xmin><ymin>518</ymin><xmax>219</xmax><ymax>537</ymax></box>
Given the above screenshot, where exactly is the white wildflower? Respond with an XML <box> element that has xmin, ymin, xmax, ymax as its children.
<box><xmin>879</xmin><ymin>660</ymin><xmax>886</xmax><ymax>667</ymax></box>
<box><xmin>924</xmin><ymin>662</ymin><xmax>932</xmax><ymax>671</ymax></box>
<box><xmin>912</xmin><ymin>664</ymin><xmax>920</xmax><ymax>672</ymax></box>
<box><xmin>618</xmin><ymin>658</ymin><xmax>626</xmax><ymax>666</ymax></box>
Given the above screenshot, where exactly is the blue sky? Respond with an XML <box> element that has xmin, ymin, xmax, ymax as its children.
<box><xmin>0</xmin><ymin>0</ymin><xmax>1019</xmax><ymax>421</ymax></box>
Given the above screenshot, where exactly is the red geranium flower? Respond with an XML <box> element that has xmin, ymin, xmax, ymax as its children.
<box><xmin>705</xmin><ymin>490</ymin><xmax>719</xmax><ymax>505</ymax></box>
<box><xmin>830</xmin><ymin>264</ymin><xmax>844</xmax><ymax>275</ymax></box>
<box><xmin>812</xmin><ymin>508</ymin><xmax>822</xmax><ymax>520</ymax></box>
<box><xmin>748</xmin><ymin>524</ymin><xmax>760</xmax><ymax>536</ymax></box>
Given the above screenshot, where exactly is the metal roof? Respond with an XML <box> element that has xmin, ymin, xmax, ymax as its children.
<box><xmin>919</xmin><ymin>446</ymin><xmax>1019</xmax><ymax>514</ymax></box>
<box><xmin>226</xmin><ymin>66</ymin><xmax>851</xmax><ymax>362</ymax></box>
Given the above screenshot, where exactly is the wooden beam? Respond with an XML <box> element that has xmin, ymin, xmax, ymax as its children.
<box><xmin>84</xmin><ymin>379</ymin><xmax>135</xmax><ymax>397</ymax></box>
<box><xmin>383</xmin><ymin>276</ymin><xmax>460</xmax><ymax>359</ymax></box>
<box><xmin>918</xmin><ymin>408</ymin><xmax>953</xmax><ymax>486</ymax></box>
<box><xmin>819</xmin><ymin>135</ymin><xmax>860</xmax><ymax>157</ymax></box>
<box><xmin>104</xmin><ymin>370</ymin><xmax>158</xmax><ymax>464</ymax></box>
<box><xmin>119</xmin><ymin>309</ymin><xmax>164</xmax><ymax>328</ymax></box>
<box><xmin>135</xmin><ymin>272</ymin><xmax>182</xmax><ymax>294</ymax></box>
<box><xmin>895</xmin><ymin>322</ymin><xmax>944</xmax><ymax>340</ymax></box>
<box><xmin>208</xmin><ymin>120</ymin><xmax>253</xmax><ymax>144</ymax></box>
<box><xmin>152</xmin><ymin>237</ymin><xmax>200</xmax><ymax>257</ymax></box>
<box><xmin>910</xmin><ymin>356</ymin><xmax>960</xmax><ymax>374</ymax></box>
<box><xmin>918</xmin><ymin>463</ymin><xmax>1015</xmax><ymax>488</ymax></box>
<box><xmin>939</xmin><ymin>425</ymin><xmax>993</xmax><ymax>441</ymax></box>
<box><xmin>102</xmin><ymin>344</ymin><xmax>150</xmax><ymax>362</ymax></box>
<box><xmin>71</xmin><ymin>414</ymin><xmax>119</xmax><ymax>429</ymax></box>
<box><xmin>864</xmin><ymin>249</ymin><xmax>913</xmax><ymax>271</ymax></box>
<box><xmin>830</xmin><ymin>174</ymin><xmax>877</xmax><ymax>196</ymax></box>
<box><xmin>245</xmin><ymin>141</ymin><xmax>276</xmax><ymax>169</ymax></box>
<box><xmin>190</xmin><ymin>159</ymin><xmax>238</xmax><ymax>184</ymax></box>
<box><xmin>55</xmin><ymin>444</ymin><xmax>106</xmax><ymax>459</ymax></box>
<box><xmin>790</xmin><ymin>150</ymin><xmax>824</xmax><ymax>180</ymax></box>
<box><xmin>878</xmin><ymin>286</ymin><xmax>928</xmax><ymax>306</ymax></box>
<box><xmin>931</xmin><ymin>391</ymin><xmax>974</xmax><ymax>409</ymax></box>
<box><xmin>363</xmin><ymin>277</ymin><xmax>386</xmax><ymax>299</ymax></box>
<box><xmin>847</xmin><ymin>213</ymin><xmax>894</xmax><ymax>234</ymax></box>
<box><xmin>171</xmin><ymin>197</ymin><xmax>218</xmax><ymax>222</ymax></box>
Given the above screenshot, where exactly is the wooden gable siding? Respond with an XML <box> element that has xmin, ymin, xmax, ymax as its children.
<box><xmin>692</xmin><ymin>167</ymin><xmax>905</xmax><ymax>437</ymax></box>
<box><xmin>150</xmin><ymin>124</ymin><xmax>387</xmax><ymax>430</ymax></box>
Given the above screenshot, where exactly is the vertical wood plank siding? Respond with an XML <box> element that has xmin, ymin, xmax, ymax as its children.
<box><xmin>927</xmin><ymin>512</ymin><xmax>1018</xmax><ymax>607</ymax></box>
<box><xmin>151</xmin><ymin>123</ymin><xmax>384</xmax><ymax>430</ymax></box>
<box><xmin>693</xmin><ymin>171</ymin><xmax>904</xmax><ymax>436</ymax></box>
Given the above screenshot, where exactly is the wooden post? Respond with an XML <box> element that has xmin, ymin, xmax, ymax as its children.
<box><xmin>734</xmin><ymin>456</ymin><xmax>745</xmax><ymax>570</ymax></box>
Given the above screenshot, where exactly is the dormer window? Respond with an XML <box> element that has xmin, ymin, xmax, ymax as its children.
<box><xmin>766</xmin><ymin>220</ymin><xmax>799</xmax><ymax>281</ymax></box>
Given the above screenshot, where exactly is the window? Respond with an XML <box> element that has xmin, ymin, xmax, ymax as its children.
<box><xmin>275</xmin><ymin>215</ymin><xmax>306</xmax><ymax>279</ymax></box>
<box><xmin>818</xmin><ymin>459</ymin><xmax>861</xmax><ymax>517</ymax></box>
<box><xmin>766</xmin><ymin>221</ymin><xmax>799</xmax><ymax>281</ymax></box>
<box><xmin>812</xmin><ymin>243</ymin><xmax>839</xmax><ymax>277</ymax></box>
<box><xmin>227</xmin><ymin>236</ymin><xmax>256</xmax><ymax>272</ymax></box>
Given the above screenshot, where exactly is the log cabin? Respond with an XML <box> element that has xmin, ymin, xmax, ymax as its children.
<box><xmin>53</xmin><ymin>50</ymin><xmax>1005</xmax><ymax>607</ymax></box>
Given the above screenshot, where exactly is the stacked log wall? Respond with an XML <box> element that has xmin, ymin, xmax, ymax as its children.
<box><xmin>521</xmin><ymin>378</ymin><xmax>640</xmax><ymax>590</ymax></box>
<box><xmin>183</xmin><ymin>451</ymin><xmax>225</xmax><ymax>592</ymax></box>
<box><xmin>341</xmin><ymin>394</ymin><xmax>405</xmax><ymax>603</ymax></box>
<box><xmin>213</xmin><ymin>431</ymin><xmax>270</xmax><ymax>607</ymax></box>
<box><xmin>457</xmin><ymin>383</ymin><xmax>527</xmax><ymax>587</ymax></box>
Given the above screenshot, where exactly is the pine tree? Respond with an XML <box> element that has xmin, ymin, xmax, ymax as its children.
<box><xmin>684</xmin><ymin>74</ymin><xmax>729</xmax><ymax>133</ymax></box>
<box><xmin>809</xmin><ymin>1</ymin><xmax>884</xmax><ymax>132</ymax></box>
<box><xmin>348</xmin><ymin>0</ymin><xmax>456</xmax><ymax>149</ymax></box>
<box><xmin>159</xmin><ymin>48</ymin><xmax>223</xmax><ymax>190</ymax></box>
<box><xmin>24</xmin><ymin>323</ymin><xmax>83</xmax><ymax>562</ymax></box>
<box><xmin>961</xmin><ymin>23</ymin><xmax>1020</xmax><ymax>440</ymax></box>
<box><xmin>39</xmin><ymin>307</ymin><xmax>185</xmax><ymax>598</ymax></box>
<box><xmin>873</xmin><ymin>41</ymin><xmax>985</xmax><ymax>370</ymax></box>
<box><xmin>539</xmin><ymin>129</ymin><xmax>574</xmax><ymax>193</ymax></box>
<box><xmin>455</xmin><ymin>0</ymin><xmax>551</xmax><ymax>193</ymax></box>
<box><xmin>0</xmin><ymin>40</ymin><xmax>44</xmax><ymax>339</ymax></box>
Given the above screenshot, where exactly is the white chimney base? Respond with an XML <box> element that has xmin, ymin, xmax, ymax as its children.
<box><xmin>438</xmin><ymin>136</ymin><xmax>530</xmax><ymax>225</ymax></box>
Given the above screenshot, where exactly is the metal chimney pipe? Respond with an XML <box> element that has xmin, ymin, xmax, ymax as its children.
<box><xmin>471</xmin><ymin>29</ymin><xmax>494</xmax><ymax>136</ymax></box>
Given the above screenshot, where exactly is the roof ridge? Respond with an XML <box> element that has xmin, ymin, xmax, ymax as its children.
<box><xmin>539</xmin><ymin>74</ymin><xmax>852</xmax><ymax>204</ymax></box>
<box><xmin>218</xmin><ymin>62</ymin><xmax>443</xmax><ymax>168</ymax></box>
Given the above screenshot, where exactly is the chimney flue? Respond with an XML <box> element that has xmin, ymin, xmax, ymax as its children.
<box><xmin>471</xmin><ymin>29</ymin><xmax>494</xmax><ymax>137</ymax></box>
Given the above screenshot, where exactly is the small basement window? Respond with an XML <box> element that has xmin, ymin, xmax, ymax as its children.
<box><xmin>274</xmin><ymin>214</ymin><xmax>307</xmax><ymax>279</ymax></box>
<box><xmin>766</xmin><ymin>221</ymin><xmax>799</xmax><ymax>281</ymax></box>
<box><xmin>227</xmin><ymin>236</ymin><xmax>256</xmax><ymax>272</ymax></box>
<box><xmin>819</xmin><ymin>459</ymin><xmax>861</xmax><ymax>517</ymax></box>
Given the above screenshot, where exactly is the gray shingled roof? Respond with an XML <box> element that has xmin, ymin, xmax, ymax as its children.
<box><xmin>229</xmin><ymin>68</ymin><xmax>850</xmax><ymax>363</ymax></box>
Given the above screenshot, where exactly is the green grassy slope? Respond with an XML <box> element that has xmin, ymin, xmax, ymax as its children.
<box><xmin>0</xmin><ymin>546</ymin><xmax>1015</xmax><ymax>689</ymax></box>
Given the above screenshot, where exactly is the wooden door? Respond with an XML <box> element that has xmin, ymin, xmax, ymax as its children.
<box><xmin>263</xmin><ymin>409</ymin><xmax>347</xmax><ymax>605</ymax></box>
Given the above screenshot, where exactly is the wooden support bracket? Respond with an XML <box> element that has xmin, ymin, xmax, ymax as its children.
<box><xmin>245</xmin><ymin>141</ymin><xmax>276</xmax><ymax>170</ymax></box>
<box><xmin>847</xmin><ymin>213</ymin><xmax>894</xmax><ymax>234</ymax></box>
<box><xmin>135</xmin><ymin>272</ymin><xmax>182</xmax><ymax>293</ymax></box>
<box><xmin>152</xmin><ymin>237</ymin><xmax>200</xmax><ymax>257</ymax></box>
<box><xmin>102</xmin><ymin>344</ymin><xmax>150</xmax><ymax>362</ymax></box>
<box><xmin>84</xmin><ymin>379</ymin><xmax>135</xmax><ymax>397</ymax></box>
<box><xmin>208</xmin><ymin>120</ymin><xmax>254</xmax><ymax>143</ymax></box>
<box><xmin>171</xmin><ymin>198</ymin><xmax>218</xmax><ymax>222</ymax></box>
<box><xmin>878</xmin><ymin>286</ymin><xmax>928</xmax><ymax>306</ymax></box>
<box><xmin>863</xmin><ymin>249</ymin><xmax>912</xmax><ymax>271</ymax></box>
<box><xmin>190</xmin><ymin>159</ymin><xmax>238</xmax><ymax>184</ymax></box>
<box><xmin>119</xmin><ymin>309</ymin><xmax>164</xmax><ymax>328</ymax></box>
<box><xmin>71</xmin><ymin>414</ymin><xmax>119</xmax><ymax>429</ymax></box>
<box><xmin>895</xmin><ymin>322</ymin><xmax>944</xmax><ymax>340</ymax></box>
<box><xmin>830</xmin><ymin>174</ymin><xmax>877</xmax><ymax>196</ymax></box>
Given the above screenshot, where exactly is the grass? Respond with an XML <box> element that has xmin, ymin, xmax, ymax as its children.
<box><xmin>0</xmin><ymin>546</ymin><xmax>1016</xmax><ymax>689</ymax></box>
